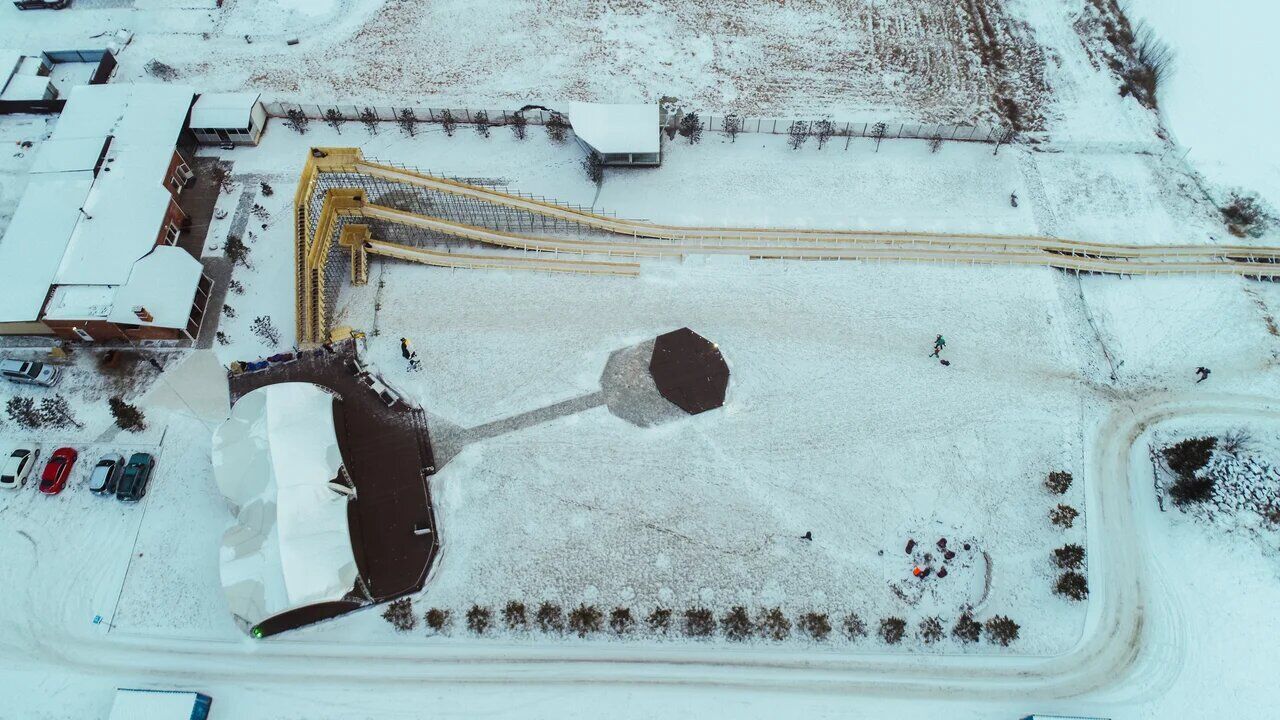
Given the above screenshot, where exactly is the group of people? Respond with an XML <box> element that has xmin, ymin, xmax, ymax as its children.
<box><xmin>927</xmin><ymin>333</ymin><xmax>1211</xmax><ymax>384</ymax></box>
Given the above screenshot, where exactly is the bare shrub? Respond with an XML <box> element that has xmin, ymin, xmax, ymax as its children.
<box><xmin>283</xmin><ymin>108</ymin><xmax>310</xmax><ymax>134</ymax></box>
<box><xmin>984</xmin><ymin>615</ymin><xmax>1020</xmax><ymax>646</ymax></box>
<box><xmin>870</xmin><ymin>122</ymin><xmax>888</xmax><ymax>152</ymax></box>
<box><xmin>1050</xmin><ymin>504</ymin><xmax>1079</xmax><ymax>529</ymax></box>
<box><xmin>757</xmin><ymin>607</ymin><xmax>791</xmax><ymax>641</ymax></box>
<box><xmin>787</xmin><ymin>121</ymin><xmax>809</xmax><ymax>150</ymax></box>
<box><xmin>424</xmin><ymin>607</ymin><xmax>451</xmax><ymax>632</ymax></box>
<box><xmin>323</xmin><ymin>108</ymin><xmax>344</xmax><ymax>134</ymax></box>
<box><xmin>797</xmin><ymin>612</ymin><xmax>832</xmax><ymax>641</ymax></box>
<box><xmin>535</xmin><ymin>602</ymin><xmax>564</xmax><ymax>633</ymax></box>
<box><xmin>879</xmin><ymin>617</ymin><xmax>906</xmax><ymax>644</ymax></box>
<box><xmin>1219</xmin><ymin>429</ymin><xmax>1252</xmax><ymax>458</ymax></box>
<box><xmin>1045</xmin><ymin>470</ymin><xmax>1073</xmax><ymax>495</ymax></box>
<box><xmin>144</xmin><ymin>60</ymin><xmax>179</xmax><ymax>81</ymax></box>
<box><xmin>502</xmin><ymin>601</ymin><xmax>527</xmax><ymax>630</ymax></box>
<box><xmin>359</xmin><ymin>107</ymin><xmax>379</xmax><ymax>135</ymax></box>
<box><xmin>918</xmin><ymin>616</ymin><xmax>944</xmax><ymax>644</ymax></box>
<box><xmin>583</xmin><ymin>151</ymin><xmax>603</xmax><ymax>187</ymax></box>
<box><xmin>396</xmin><ymin>108</ymin><xmax>418</xmax><ymax>137</ymax></box>
<box><xmin>683</xmin><ymin>607</ymin><xmax>715</xmax><ymax>637</ymax></box>
<box><xmin>224</xmin><ymin>234</ymin><xmax>250</xmax><ymax>267</ymax></box>
<box><xmin>952</xmin><ymin>612</ymin><xmax>981</xmax><ymax>643</ymax></box>
<box><xmin>720</xmin><ymin>606</ymin><xmax>753</xmax><ymax>641</ymax></box>
<box><xmin>813</xmin><ymin>119</ymin><xmax>834</xmax><ymax>150</ymax></box>
<box><xmin>250</xmin><ymin>316</ymin><xmax>281</xmax><ymax>346</ymax></box>
<box><xmin>842</xmin><ymin>613</ymin><xmax>867</xmax><ymax>640</ymax></box>
<box><xmin>1123</xmin><ymin>22</ymin><xmax>1174</xmax><ymax>108</ymax></box>
<box><xmin>1055</xmin><ymin>571</ymin><xmax>1089</xmax><ymax>601</ymax></box>
<box><xmin>568</xmin><ymin>604</ymin><xmax>603</xmax><ymax>637</ymax></box>
<box><xmin>381</xmin><ymin>598</ymin><xmax>416</xmax><ymax>631</ymax></box>
<box><xmin>510</xmin><ymin>112</ymin><xmax>528</xmax><ymax>140</ymax></box>
<box><xmin>928</xmin><ymin>133</ymin><xmax>943</xmax><ymax>153</ymax></box>
<box><xmin>721</xmin><ymin>114</ymin><xmax>741</xmax><ymax>142</ymax></box>
<box><xmin>439</xmin><ymin>109</ymin><xmax>456</xmax><ymax>137</ymax></box>
<box><xmin>545</xmin><ymin>112</ymin><xmax>568</xmax><ymax>143</ymax></box>
<box><xmin>1220</xmin><ymin>192</ymin><xmax>1275</xmax><ymax>238</ymax></box>
<box><xmin>1052</xmin><ymin>543</ymin><xmax>1086</xmax><ymax>570</ymax></box>
<box><xmin>646</xmin><ymin>607</ymin><xmax>672</xmax><ymax>634</ymax></box>
<box><xmin>473</xmin><ymin>110</ymin><xmax>490</xmax><ymax>138</ymax></box>
<box><xmin>466</xmin><ymin>605</ymin><xmax>492</xmax><ymax>634</ymax></box>
<box><xmin>609</xmin><ymin>607</ymin><xmax>634</xmax><ymax>635</ymax></box>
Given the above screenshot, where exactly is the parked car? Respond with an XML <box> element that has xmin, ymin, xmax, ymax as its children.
<box><xmin>0</xmin><ymin>358</ymin><xmax>62</xmax><ymax>387</ymax></box>
<box><xmin>116</xmin><ymin>453</ymin><xmax>155</xmax><ymax>502</ymax></box>
<box><xmin>0</xmin><ymin>445</ymin><xmax>40</xmax><ymax>490</ymax></box>
<box><xmin>13</xmin><ymin>0</ymin><xmax>70</xmax><ymax>9</ymax></box>
<box><xmin>39</xmin><ymin>447</ymin><xmax>77</xmax><ymax>495</ymax></box>
<box><xmin>88</xmin><ymin>453</ymin><xmax>125</xmax><ymax>495</ymax></box>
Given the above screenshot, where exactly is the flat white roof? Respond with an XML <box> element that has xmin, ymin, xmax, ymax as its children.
<box><xmin>190</xmin><ymin>91</ymin><xmax>260</xmax><ymax>129</ymax></box>
<box><xmin>0</xmin><ymin>172</ymin><xmax>95</xmax><ymax>323</ymax></box>
<box><xmin>108</xmin><ymin>246</ymin><xmax>204</xmax><ymax>329</ymax></box>
<box><xmin>109</xmin><ymin>689</ymin><xmax>204</xmax><ymax>720</ymax></box>
<box><xmin>0</xmin><ymin>74</ymin><xmax>52</xmax><ymax>101</ymax></box>
<box><xmin>41</xmin><ymin>285</ymin><xmax>115</xmax><ymax>321</ymax></box>
<box><xmin>567</xmin><ymin>102</ymin><xmax>659</xmax><ymax>155</ymax></box>
<box><xmin>30</xmin><ymin>137</ymin><xmax>107</xmax><ymax>174</ymax></box>
<box><xmin>48</xmin><ymin>84</ymin><xmax>194</xmax><ymax>287</ymax></box>
<box><xmin>0</xmin><ymin>50</ymin><xmax>25</xmax><ymax>95</ymax></box>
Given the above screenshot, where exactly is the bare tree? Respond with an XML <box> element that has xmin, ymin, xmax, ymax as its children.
<box><xmin>787</xmin><ymin>121</ymin><xmax>809</xmax><ymax>150</ymax></box>
<box><xmin>545</xmin><ymin>112</ymin><xmax>568</xmax><ymax>143</ymax></box>
<box><xmin>359</xmin><ymin>107</ymin><xmax>379</xmax><ymax>135</ymax></box>
<box><xmin>510</xmin><ymin>112</ymin><xmax>528</xmax><ymax>140</ymax></box>
<box><xmin>721</xmin><ymin>114</ymin><xmax>741</xmax><ymax>142</ymax></box>
<box><xmin>929</xmin><ymin>133</ymin><xmax>944</xmax><ymax>153</ymax></box>
<box><xmin>323</xmin><ymin>108</ymin><xmax>344</xmax><ymax>134</ymax></box>
<box><xmin>396</xmin><ymin>108</ymin><xmax>418</xmax><ymax>137</ymax></box>
<box><xmin>813</xmin><ymin>119</ymin><xmax>834</xmax><ymax>150</ymax></box>
<box><xmin>251</xmin><ymin>316</ymin><xmax>281</xmax><ymax>346</ymax></box>
<box><xmin>473</xmin><ymin>110</ymin><xmax>490</xmax><ymax>138</ymax></box>
<box><xmin>283</xmin><ymin>108</ymin><xmax>310</xmax><ymax>134</ymax></box>
<box><xmin>39</xmin><ymin>396</ymin><xmax>83</xmax><ymax>429</ymax></box>
<box><xmin>224</xmin><ymin>234</ymin><xmax>250</xmax><ymax>268</ymax></box>
<box><xmin>439</xmin><ymin>109</ymin><xmax>457</xmax><ymax>137</ymax></box>
<box><xmin>678</xmin><ymin>112</ymin><xmax>702</xmax><ymax>144</ymax></box>
<box><xmin>871</xmin><ymin>122</ymin><xmax>888</xmax><ymax>152</ymax></box>
<box><xmin>992</xmin><ymin>125</ymin><xmax>1015</xmax><ymax>155</ymax></box>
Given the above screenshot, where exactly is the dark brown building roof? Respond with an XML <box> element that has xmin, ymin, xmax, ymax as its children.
<box><xmin>649</xmin><ymin>327</ymin><xmax>729</xmax><ymax>415</ymax></box>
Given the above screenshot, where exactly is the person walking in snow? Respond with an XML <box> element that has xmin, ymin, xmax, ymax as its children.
<box><xmin>1195</xmin><ymin>366</ymin><xmax>1210</xmax><ymax>383</ymax></box>
<box><xmin>931</xmin><ymin>334</ymin><xmax>946</xmax><ymax>358</ymax></box>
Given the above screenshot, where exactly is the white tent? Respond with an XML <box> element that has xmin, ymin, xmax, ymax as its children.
<box><xmin>212</xmin><ymin>383</ymin><xmax>357</xmax><ymax>633</ymax></box>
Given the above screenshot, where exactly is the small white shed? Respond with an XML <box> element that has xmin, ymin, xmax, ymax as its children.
<box><xmin>567</xmin><ymin>102</ymin><xmax>661</xmax><ymax>166</ymax></box>
<box><xmin>189</xmin><ymin>91</ymin><xmax>267</xmax><ymax>145</ymax></box>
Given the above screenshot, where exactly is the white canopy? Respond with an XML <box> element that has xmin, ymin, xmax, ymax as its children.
<box><xmin>567</xmin><ymin>102</ymin><xmax>659</xmax><ymax>155</ymax></box>
<box><xmin>190</xmin><ymin>91</ymin><xmax>261</xmax><ymax>129</ymax></box>
<box><xmin>212</xmin><ymin>383</ymin><xmax>357</xmax><ymax>632</ymax></box>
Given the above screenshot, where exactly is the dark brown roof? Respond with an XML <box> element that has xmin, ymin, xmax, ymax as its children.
<box><xmin>649</xmin><ymin>327</ymin><xmax>729</xmax><ymax>415</ymax></box>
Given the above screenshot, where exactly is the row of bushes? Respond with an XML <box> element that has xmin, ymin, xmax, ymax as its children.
<box><xmin>383</xmin><ymin>600</ymin><xmax>1022</xmax><ymax>646</ymax></box>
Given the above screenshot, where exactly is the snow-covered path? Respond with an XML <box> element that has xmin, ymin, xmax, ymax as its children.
<box><xmin>6</xmin><ymin>391</ymin><xmax>1274</xmax><ymax>707</ymax></box>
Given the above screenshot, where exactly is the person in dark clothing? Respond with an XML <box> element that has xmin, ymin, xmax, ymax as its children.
<box><xmin>1195</xmin><ymin>366</ymin><xmax>1210</xmax><ymax>383</ymax></box>
<box><xmin>801</xmin><ymin>531</ymin><xmax>813</xmax><ymax>541</ymax></box>
<box><xmin>931</xmin><ymin>334</ymin><xmax>946</xmax><ymax>358</ymax></box>
<box><xmin>400</xmin><ymin>337</ymin><xmax>412</xmax><ymax>360</ymax></box>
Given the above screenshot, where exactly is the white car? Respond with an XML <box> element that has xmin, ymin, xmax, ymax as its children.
<box><xmin>0</xmin><ymin>445</ymin><xmax>40</xmax><ymax>489</ymax></box>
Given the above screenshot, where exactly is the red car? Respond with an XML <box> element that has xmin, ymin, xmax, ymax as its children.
<box><xmin>39</xmin><ymin>447</ymin><xmax>77</xmax><ymax>495</ymax></box>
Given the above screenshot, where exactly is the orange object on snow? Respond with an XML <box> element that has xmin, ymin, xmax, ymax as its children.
<box><xmin>912</xmin><ymin>566</ymin><xmax>923</xmax><ymax>577</ymax></box>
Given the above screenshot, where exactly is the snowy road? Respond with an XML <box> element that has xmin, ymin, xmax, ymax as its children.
<box><xmin>8</xmin><ymin>391</ymin><xmax>1275</xmax><ymax>704</ymax></box>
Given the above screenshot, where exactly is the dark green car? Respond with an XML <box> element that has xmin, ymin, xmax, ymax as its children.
<box><xmin>116</xmin><ymin>452</ymin><xmax>155</xmax><ymax>502</ymax></box>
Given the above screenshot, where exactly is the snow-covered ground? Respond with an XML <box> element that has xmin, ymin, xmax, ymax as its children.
<box><xmin>1127</xmin><ymin>0</ymin><xmax>1280</xmax><ymax>212</ymax></box>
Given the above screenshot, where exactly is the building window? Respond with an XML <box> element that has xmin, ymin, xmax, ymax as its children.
<box><xmin>164</xmin><ymin>223</ymin><xmax>181</xmax><ymax>245</ymax></box>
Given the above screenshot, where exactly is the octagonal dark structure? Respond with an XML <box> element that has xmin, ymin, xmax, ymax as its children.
<box><xmin>648</xmin><ymin>327</ymin><xmax>729</xmax><ymax>415</ymax></box>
